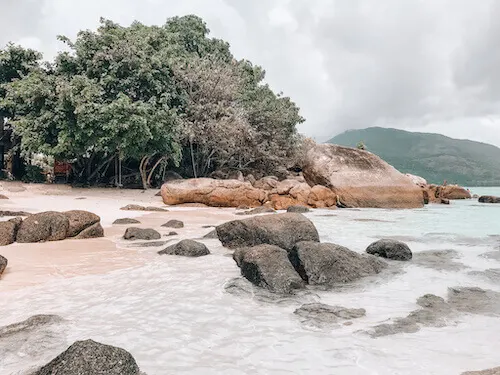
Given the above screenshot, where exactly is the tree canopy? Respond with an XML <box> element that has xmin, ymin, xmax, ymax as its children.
<box><xmin>2</xmin><ymin>15</ymin><xmax>304</xmax><ymax>186</ymax></box>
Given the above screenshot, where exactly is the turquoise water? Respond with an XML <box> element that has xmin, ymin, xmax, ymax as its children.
<box><xmin>1</xmin><ymin>192</ymin><xmax>499</xmax><ymax>375</ymax></box>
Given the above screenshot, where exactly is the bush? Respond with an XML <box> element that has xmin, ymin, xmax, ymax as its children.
<box><xmin>22</xmin><ymin>165</ymin><xmax>45</xmax><ymax>183</ymax></box>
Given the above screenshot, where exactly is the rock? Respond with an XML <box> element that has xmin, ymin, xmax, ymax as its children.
<box><xmin>203</xmin><ymin>230</ymin><xmax>218</xmax><ymax>239</ymax></box>
<box><xmin>63</xmin><ymin>210</ymin><xmax>100</xmax><ymax>237</ymax></box>
<box><xmin>253</xmin><ymin>177</ymin><xmax>279</xmax><ymax>190</ymax></box>
<box><xmin>413</xmin><ymin>250</ymin><xmax>466</xmax><ymax>271</ymax></box>
<box><xmin>440</xmin><ymin>198</ymin><xmax>450</xmax><ymax>204</ymax></box>
<box><xmin>74</xmin><ymin>222</ymin><xmax>104</xmax><ymax>239</ymax></box>
<box><xmin>307</xmin><ymin>185</ymin><xmax>337</xmax><ymax>208</ymax></box>
<box><xmin>0</xmin><ymin>210</ymin><xmax>31</xmax><ymax>217</ymax></box>
<box><xmin>244</xmin><ymin>174</ymin><xmax>256</xmax><ymax>185</ymax></box>
<box><xmin>366</xmin><ymin>239</ymin><xmax>413</xmax><ymax>261</ymax></box>
<box><xmin>123</xmin><ymin>227</ymin><xmax>161</xmax><ymax>241</ymax></box>
<box><xmin>166</xmin><ymin>231</ymin><xmax>178</xmax><ymax>236</ymax></box>
<box><xmin>0</xmin><ymin>194</ymin><xmax>8</xmax><ymax>199</ymax></box>
<box><xmin>289</xmin><ymin>182</ymin><xmax>312</xmax><ymax>203</ymax></box>
<box><xmin>0</xmin><ymin>254</ymin><xmax>7</xmax><ymax>276</ymax></box>
<box><xmin>276</xmin><ymin>179</ymin><xmax>300</xmax><ymax>195</ymax></box>
<box><xmin>237</xmin><ymin>244</ymin><xmax>305</xmax><ymax>294</ymax></box>
<box><xmin>161</xmin><ymin>219</ymin><xmax>184</xmax><ymax>228</ymax></box>
<box><xmin>462</xmin><ymin>367</ymin><xmax>500</xmax><ymax>375</ymax></box>
<box><xmin>161</xmin><ymin>178</ymin><xmax>267</xmax><ymax>208</ymax></box>
<box><xmin>0</xmin><ymin>221</ymin><xmax>16</xmax><ymax>246</ymax></box>
<box><xmin>113</xmin><ymin>218</ymin><xmax>141</xmax><ymax>225</ymax></box>
<box><xmin>469</xmin><ymin>269</ymin><xmax>500</xmax><ymax>283</ymax></box>
<box><xmin>472</xmin><ymin>194</ymin><xmax>479</xmax><ymax>199</ymax></box>
<box><xmin>120</xmin><ymin>204</ymin><xmax>168</xmax><ymax>212</ymax></box>
<box><xmin>302</xmin><ymin>144</ymin><xmax>424</xmax><ymax>208</ymax></box>
<box><xmin>294</xmin><ymin>303</ymin><xmax>366</xmax><ymax>325</ymax></box>
<box><xmin>268</xmin><ymin>194</ymin><xmax>303</xmax><ymax>210</ymax></box>
<box><xmin>216</xmin><ymin>213</ymin><xmax>319</xmax><ymax>251</ymax></box>
<box><xmin>235</xmin><ymin>207</ymin><xmax>275</xmax><ymax>215</ymax></box>
<box><xmin>479</xmin><ymin>196</ymin><xmax>500</xmax><ymax>203</ymax></box>
<box><xmin>287</xmin><ymin>205</ymin><xmax>311</xmax><ymax>213</ymax></box>
<box><xmin>289</xmin><ymin>241</ymin><xmax>387</xmax><ymax>285</ymax></box>
<box><xmin>439</xmin><ymin>185</ymin><xmax>471</xmax><ymax>199</ymax></box>
<box><xmin>158</xmin><ymin>239</ymin><xmax>210</xmax><ymax>257</ymax></box>
<box><xmin>447</xmin><ymin>287</ymin><xmax>500</xmax><ymax>316</ymax></box>
<box><xmin>16</xmin><ymin>212</ymin><xmax>69</xmax><ymax>243</ymax></box>
<box><xmin>33</xmin><ymin>339</ymin><xmax>141</xmax><ymax>375</ymax></box>
<box><xmin>163</xmin><ymin>170</ymin><xmax>183</xmax><ymax>182</ymax></box>
<box><xmin>405</xmin><ymin>173</ymin><xmax>427</xmax><ymax>187</ymax></box>
<box><xmin>8</xmin><ymin>216</ymin><xmax>23</xmax><ymax>229</ymax></box>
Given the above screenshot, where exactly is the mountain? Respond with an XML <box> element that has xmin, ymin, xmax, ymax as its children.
<box><xmin>327</xmin><ymin>127</ymin><xmax>500</xmax><ymax>186</ymax></box>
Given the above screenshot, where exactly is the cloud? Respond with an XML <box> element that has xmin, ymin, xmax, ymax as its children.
<box><xmin>1</xmin><ymin>0</ymin><xmax>500</xmax><ymax>146</ymax></box>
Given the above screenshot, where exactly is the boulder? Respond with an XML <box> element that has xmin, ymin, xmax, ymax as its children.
<box><xmin>294</xmin><ymin>303</ymin><xmax>366</xmax><ymax>324</ymax></box>
<box><xmin>158</xmin><ymin>239</ymin><xmax>210</xmax><ymax>257</ymax></box>
<box><xmin>0</xmin><ymin>254</ymin><xmax>6</xmax><ymax>276</ymax></box>
<box><xmin>366</xmin><ymin>239</ymin><xmax>413</xmax><ymax>261</ymax></box>
<box><xmin>113</xmin><ymin>218</ymin><xmax>141</xmax><ymax>225</ymax></box>
<box><xmin>166</xmin><ymin>231</ymin><xmax>178</xmax><ymax>236</ymax></box>
<box><xmin>203</xmin><ymin>230</ymin><xmax>218</xmax><ymax>239</ymax></box>
<box><xmin>16</xmin><ymin>212</ymin><xmax>69</xmax><ymax>243</ymax></box>
<box><xmin>161</xmin><ymin>219</ymin><xmax>184</xmax><ymax>228</ymax></box>
<box><xmin>479</xmin><ymin>196</ymin><xmax>500</xmax><ymax>204</ymax></box>
<box><xmin>439</xmin><ymin>185</ymin><xmax>471</xmax><ymax>200</ymax></box>
<box><xmin>253</xmin><ymin>177</ymin><xmax>279</xmax><ymax>190</ymax></box>
<box><xmin>276</xmin><ymin>179</ymin><xmax>300</xmax><ymax>195</ymax></box>
<box><xmin>161</xmin><ymin>178</ymin><xmax>267</xmax><ymax>208</ymax></box>
<box><xmin>289</xmin><ymin>183</ymin><xmax>312</xmax><ymax>203</ymax></box>
<box><xmin>440</xmin><ymin>198</ymin><xmax>450</xmax><ymax>205</ymax></box>
<box><xmin>302</xmin><ymin>144</ymin><xmax>424</xmax><ymax>208</ymax></box>
<box><xmin>63</xmin><ymin>210</ymin><xmax>101</xmax><ymax>237</ymax></box>
<box><xmin>216</xmin><ymin>213</ymin><xmax>319</xmax><ymax>251</ymax></box>
<box><xmin>307</xmin><ymin>185</ymin><xmax>337</xmax><ymax>208</ymax></box>
<box><xmin>289</xmin><ymin>241</ymin><xmax>386</xmax><ymax>285</ymax></box>
<box><xmin>0</xmin><ymin>210</ymin><xmax>31</xmax><ymax>217</ymax></box>
<box><xmin>33</xmin><ymin>339</ymin><xmax>141</xmax><ymax>375</ymax></box>
<box><xmin>123</xmin><ymin>227</ymin><xmax>161</xmax><ymax>241</ymax></box>
<box><xmin>235</xmin><ymin>207</ymin><xmax>275</xmax><ymax>215</ymax></box>
<box><xmin>74</xmin><ymin>222</ymin><xmax>104</xmax><ymax>239</ymax></box>
<box><xmin>0</xmin><ymin>221</ymin><xmax>16</xmax><ymax>246</ymax></box>
<box><xmin>237</xmin><ymin>244</ymin><xmax>305</xmax><ymax>294</ymax></box>
<box><xmin>405</xmin><ymin>173</ymin><xmax>427</xmax><ymax>187</ymax></box>
<box><xmin>287</xmin><ymin>205</ymin><xmax>311</xmax><ymax>213</ymax></box>
<box><xmin>268</xmin><ymin>194</ymin><xmax>304</xmax><ymax>210</ymax></box>
<box><xmin>163</xmin><ymin>170</ymin><xmax>183</xmax><ymax>182</ymax></box>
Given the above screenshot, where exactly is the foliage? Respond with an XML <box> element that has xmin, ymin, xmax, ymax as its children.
<box><xmin>356</xmin><ymin>141</ymin><xmax>366</xmax><ymax>150</ymax></box>
<box><xmin>22</xmin><ymin>165</ymin><xmax>45</xmax><ymax>183</ymax></box>
<box><xmin>329</xmin><ymin>127</ymin><xmax>500</xmax><ymax>186</ymax></box>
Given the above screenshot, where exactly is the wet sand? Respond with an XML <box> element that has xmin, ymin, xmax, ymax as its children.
<box><xmin>0</xmin><ymin>181</ymin><xmax>240</xmax><ymax>291</ymax></box>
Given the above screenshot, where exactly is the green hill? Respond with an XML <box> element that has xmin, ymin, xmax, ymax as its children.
<box><xmin>327</xmin><ymin>127</ymin><xmax>500</xmax><ymax>186</ymax></box>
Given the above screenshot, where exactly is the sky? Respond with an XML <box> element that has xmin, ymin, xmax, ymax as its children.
<box><xmin>2</xmin><ymin>0</ymin><xmax>500</xmax><ymax>147</ymax></box>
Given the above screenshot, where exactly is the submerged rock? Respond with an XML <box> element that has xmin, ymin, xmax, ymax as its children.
<box><xmin>158</xmin><ymin>239</ymin><xmax>210</xmax><ymax>257</ymax></box>
<box><xmin>294</xmin><ymin>303</ymin><xmax>366</xmax><ymax>325</ymax></box>
<box><xmin>290</xmin><ymin>241</ymin><xmax>387</xmax><ymax>286</ymax></box>
<box><xmin>412</xmin><ymin>249</ymin><xmax>466</xmax><ymax>271</ymax></box>
<box><xmin>366</xmin><ymin>239</ymin><xmax>412</xmax><ymax>261</ymax></box>
<box><xmin>123</xmin><ymin>227</ymin><xmax>161</xmax><ymax>241</ymax></box>
<box><xmin>63</xmin><ymin>210</ymin><xmax>100</xmax><ymax>237</ymax></box>
<box><xmin>447</xmin><ymin>287</ymin><xmax>500</xmax><ymax>315</ymax></box>
<box><xmin>161</xmin><ymin>219</ymin><xmax>184</xmax><ymax>228</ymax></box>
<box><xmin>469</xmin><ymin>269</ymin><xmax>500</xmax><ymax>283</ymax></box>
<box><xmin>113</xmin><ymin>218</ymin><xmax>141</xmax><ymax>225</ymax></box>
<box><xmin>33</xmin><ymin>339</ymin><xmax>141</xmax><ymax>375</ymax></box>
<box><xmin>0</xmin><ymin>254</ymin><xmax>7</xmax><ymax>276</ymax></box>
<box><xmin>237</xmin><ymin>244</ymin><xmax>305</xmax><ymax>294</ymax></box>
<box><xmin>16</xmin><ymin>212</ymin><xmax>69</xmax><ymax>243</ymax></box>
<box><xmin>286</xmin><ymin>205</ymin><xmax>311</xmax><ymax>213</ymax></box>
<box><xmin>462</xmin><ymin>367</ymin><xmax>500</xmax><ymax>375</ymax></box>
<box><xmin>235</xmin><ymin>207</ymin><xmax>275</xmax><ymax>215</ymax></box>
<box><xmin>0</xmin><ymin>221</ymin><xmax>16</xmax><ymax>246</ymax></box>
<box><xmin>216</xmin><ymin>213</ymin><xmax>319</xmax><ymax>251</ymax></box>
<box><xmin>479</xmin><ymin>196</ymin><xmax>500</xmax><ymax>203</ymax></box>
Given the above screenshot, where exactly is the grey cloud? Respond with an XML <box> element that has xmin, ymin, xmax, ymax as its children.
<box><xmin>1</xmin><ymin>0</ymin><xmax>500</xmax><ymax>146</ymax></box>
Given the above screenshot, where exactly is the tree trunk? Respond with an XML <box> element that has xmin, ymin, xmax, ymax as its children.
<box><xmin>0</xmin><ymin>117</ymin><xmax>5</xmax><ymax>173</ymax></box>
<box><xmin>139</xmin><ymin>155</ymin><xmax>151</xmax><ymax>190</ymax></box>
<box><xmin>190</xmin><ymin>139</ymin><xmax>197</xmax><ymax>178</ymax></box>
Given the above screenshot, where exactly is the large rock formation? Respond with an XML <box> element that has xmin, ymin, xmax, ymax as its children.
<box><xmin>439</xmin><ymin>185</ymin><xmax>471</xmax><ymax>199</ymax></box>
<box><xmin>216</xmin><ymin>213</ymin><xmax>319</xmax><ymax>250</ymax></box>
<box><xmin>302</xmin><ymin>144</ymin><xmax>424</xmax><ymax>208</ymax></box>
<box><xmin>16</xmin><ymin>212</ymin><xmax>69</xmax><ymax>243</ymax></box>
<box><xmin>161</xmin><ymin>178</ymin><xmax>267</xmax><ymax>207</ymax></box>
<box><xmin>33</xmin><ymin>339</ymin><xmax>141</xmax><ymax>375</ymax></box>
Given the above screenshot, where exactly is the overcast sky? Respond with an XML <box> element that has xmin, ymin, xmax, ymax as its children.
<box><xmin>2</xmin><ymin>0</ymin><xmax>500</xmax><ymax>146</ymax></box>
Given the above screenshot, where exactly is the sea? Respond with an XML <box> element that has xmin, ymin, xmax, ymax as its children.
<box><xmin>1</xmin><ymin>187</ymin><xmax>499</xmax><ymax>375</ymax></box>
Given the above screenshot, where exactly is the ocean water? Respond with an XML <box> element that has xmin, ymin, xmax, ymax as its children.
<box><xmin>1</xmin><ymin>188</ymin><xmax>500</xmax><ymax>375</ymax></box>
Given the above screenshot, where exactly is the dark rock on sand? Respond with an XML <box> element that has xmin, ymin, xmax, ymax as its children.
<box><xmin>216</xmin><ymin>213</ymin><xmax>319</xmax><ymax>251</ymax></box>
<box><xmin>440</xmin><ymin>198</ymin><xmax>450</xmax><ymax>204</ymax></box>
<box><xmin>0</xmin><ymin>210</ymin><xmax>31</xmax><ymax>217</ymax></box>
<box><xmin>166</xmin><ymin>231</ymin><xmax>178</xmax><ymax>236</ymax></box>
<box><xmin>161</xmin><ymin>219</ymin><xmax>184</xmax><ymax>228</ymax></box>
<box><xmin>113</xmin><ymin>218</ymin><xmax>141</xmax><ymax>225</ymax></box>
<box><xmin>0</xmin><ymin>221</ymin><xmax>16</xmax><ymax>246</ymax></box>
<box><xmin>286</xmin><ymin>205</ymin><xmax>311</xmax><ymax>213</ymax></box>
<box><xmin>127</xmin><ymin>241</ymin><xmax>168</xmax><ymax>248</ymax></box>
<box><xmin>203</xmin><ymin>229</ymin><xmax>218</xmax><ymax>239</ymax></box>
<box><xmin>158</xmin><ymin>239</ymin><xmax>210</xmax><ymax>257</ymax></box>
<box><xmin>123</xmin><ymin>227</ymin><xmax>161</xmax><ymax>241</ymax></box>
<box><xmin>478</xmin><ymin>196</ymin><xmax>500</xmax><ymax>204</ymax></box>
<box><xmin>237</xmin><ymin>244</ymin><xmax>305</xmax><ymax>294</ymax></box>
<box><xmin>121</xmin><ymin>204</ymin><xmax>168</xmax><ymax>212</ymax></box>
<box><xmin>289</xmin><ymin>241</ymin><xmax>386</xmax><ymax>286</ymax></box>
<box><xmin>462</xmin><ymin>367</ymin><xmax>500</xmax><ymax>375</ymax></box>
<box><xmin>0</xmin><ymin>254</ymin><xmax>7</xmax><ymax>276</ymax></box>
<box><xmin>33</xmin><ymin>339</ymin><xmax>141</xmax><ymax>375</ymax></box>
<box><xmin>63</xmin><ymin>210</ymin><xmax>100</xmax><ymax>237</ymax></box>
<box><xmin>16</xmin><ymin>212</ymin><xmax>69</xmax><ymax>243</ymax></box>
<box><xmin>235</xmin><ymin>207</ymin><xmax>275</xmax><ymax>215</ymax></box>
<box><xmin>74</xmin><ymin>222</ymin><xmax>104</xmax><ymax>239</ymax></box>
<box><xmin>412</xmin><ymin>249</ymin><xmax>466</xmax><ymax>271</ymax></box>
<box><xmin>366</xmin><ymin>239</ymin><xmax>412</xmax><ymax>261</ymax></box>
<box><xmin>294</xmin><ymin>303</ymin><xmax>366</xmax><ymax>325</ymax></box>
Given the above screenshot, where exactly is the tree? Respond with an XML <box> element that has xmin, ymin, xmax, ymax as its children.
<box><xmin>357</xmin><ymin>141</ymin><xmax>366</xmax><ymax>150</ymax></box>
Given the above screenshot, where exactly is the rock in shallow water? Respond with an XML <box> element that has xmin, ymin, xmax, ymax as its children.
<box><xmin>412</xmin><ymin>249</ymin><xmax>466</xmax><ymax>271</ymax></box>
<box><xmin>366</xmin><ymin>239</ymin><xmax>413</xmax><ymax>261</ymax></box>
<box><xmin>462</xmin><ymin>367</ymin><xmax>500</xmax><ymax>375</ymax></box>
<box><xmin>161</xmin><ymin>219</ymin><xmax>184</xmax><ymax>228</ymax></box>
<box><xmin>123</xmin><ymin>227</ymin><xmax>161</xmax><ymax>241</ymax></box>
<box><xmin>478</xmin><ymin>196</ymin><xmax>500</xmax><ymax>203</ymax></box>
<box><xmin>158</xmin><ymin>239</ymin><xmax>210</xmax><ymax>257</ymax></box>
<box><xmin>32</xmin><ymin>339</ymin><xmax>141</xmax><ymax>375</ymax></box>
<box><xmin>286</xmin><ymin>205</ymin><xmax>311</xmax><ymax>213</ymax></box>
<box><xmin>216</xmin><ymin>213</ymin><xmax>319</xmax><ymax>251</ymax></box>
<box><xmin>294</xmin><ymin>303</ymin><xmax>366</xmax><ymax>325</ymax></box>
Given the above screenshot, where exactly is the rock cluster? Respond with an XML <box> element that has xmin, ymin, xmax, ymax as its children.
<box><xmin>479</xmin><ymin>195</ymin><xmax>500</xmax><ymax>203</ymax></box>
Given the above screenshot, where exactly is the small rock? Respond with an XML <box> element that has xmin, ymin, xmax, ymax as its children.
<box><xmin>462</xmin><ymin>366</ymin><xmax>500</xmax><ymax>375</ymax></box>
<box><xmin>166</xmin><ymin>231</ymin><xmax>178</xmax><ymax>236</ymax></box>
<box><xmin>287</xmin><ymin>205</ymin><xmax>310</xmax><ymax>213</ymax></box>
<box><xmin>63</xmin><ymin>210</ymin><xmax>101</xmax><ymax>237</ymax></box>
<box><xmin>113</xmin><ymin>218</ymin><xmax>141</xmax><ymax>225</ymax></box>
<box><xmin>74</xmin><ymin>222</ymin><xmax>104</xmax><ymax>239</ymax></box>
<box><xmin>0</xmin><ymin>194</ymin><xmax>8</xmax><ymax>199</ymax></box>
<box><xmin>0</xmin><ymin>255</ymin><xmax>7</xmax><ymax>276</ymax></box>
<box><xmin>158</xmin><ymin>239</ymin><xmax>210</xmax><ymax>257</ymax></box>
<box><xmin>33</xmin><ymin>339</ymin><xmax>141</xmax><ymax>375</ymax></box>
<box><xmin>478</xmin><ymin>196</ymin><xmax>500</xmax><ymax>204</ymax></box>
<box><xmin>366</xmin><ymin>239</ymin><xmax>413</xmax><ymax>261</ymax></box>
<box><xmin>440</xmin><ymin>198</ymin><xmax>450</xmax><ymax>204</ymax></box>
<box><xmin>161</xmin><ymin>219</ymin><xmax>184</xmax><ymax>228</ymax></box>
<box><xmin>235</xmin><ymin>207</ymin><xmax>275</xmax><ymax>216</ymax></box>
<box><xmin>294</xmin><ymin>303</ymin><xmax>366</xmax><ymax>325</ymax></box>
<box><xmin>123</xmin><ymin>227</ymin><xmax>161</xmax><ymax>241</ymax></box>
<box><xmin>120</xmin><ymin>204</ymin><xmax>168</xmax><ymax>212</ymax></box>
<box><xmin>0</xmin><ymin>221</ymin><xmax>16</xmax><ymax>246</ymax></box>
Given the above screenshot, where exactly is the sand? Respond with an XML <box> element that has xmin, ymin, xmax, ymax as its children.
<box><xmin>0</xmin><ymin>181</ymin><xmax>240</xmax><ymax>291</ymax></box>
